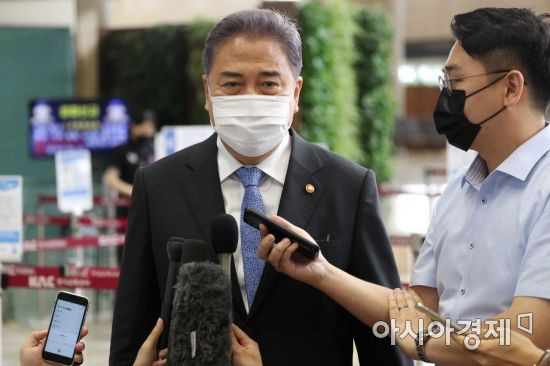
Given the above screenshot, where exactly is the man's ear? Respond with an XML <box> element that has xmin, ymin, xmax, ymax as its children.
<box><xmin>203</xmin><ymin>75</ymin><xmax>215</xmax><ymax>126</ymax></box>
<box><xmin>503</xmin><ymin>70</ymin><xmax>525</xmax><ymax>107</ymax></box>
<box><xmin>293</xmin><ymin>76</ymin><xmax>303</xmax><ymax>114</ymax></box>
<box><xmin>202</xmin><ymin>75</ymin><xmax>210</xmax><ymax>112</ymax></box>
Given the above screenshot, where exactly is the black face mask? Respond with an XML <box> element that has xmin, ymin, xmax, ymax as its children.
<box><xmin>433</xmin><ymin>74</ymin><xmax>507</xmax><ymax>151</ymax></box>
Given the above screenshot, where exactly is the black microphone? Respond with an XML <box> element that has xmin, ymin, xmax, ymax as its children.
<box><xmin>158</xmin><ymin>237</ymin><xmax>186</xmax><ymax>350</ymax></box>
<box><xmin>210</xmin><ymin>214</ymin><xmax>238</xmax><ymax>281</ymax></box>
<box><xmin>180</xmin><ymin>239</ymin><xmax>211</xmax><ymax>265</ymax></box>
<box><xmin>168</xmin><ymin>261</ymin><xmax>232</xmax><ymax>365</ymax></box>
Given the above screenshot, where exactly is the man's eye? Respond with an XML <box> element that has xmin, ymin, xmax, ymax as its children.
<box><xmin>448</xmin><ymin>75</ymin><xmax>465</xmax><ymax>84</ymax></box>
<box><xmin>261</xmin><ymin>81</ymin><xmax>280</xmax><ymax>88</ymax></box>
<box><xmin>223</xmin><ymin>82</ymin><xmax>241</xmax><ymax>88</ymax></box>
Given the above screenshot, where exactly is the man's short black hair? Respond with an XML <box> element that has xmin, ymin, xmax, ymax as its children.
<box><xmin>451</xmin><ymin>7</ymin><xmax>550</xmax><ymax>112</ymax></box>
<box><xmin>131</xmin><ymin>109</ymin><xmax>157</xmax><ymax>127</ymax></box>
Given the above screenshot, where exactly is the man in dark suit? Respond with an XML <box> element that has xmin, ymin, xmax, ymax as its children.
<box><xmin>110</xmin><ymin>9</ymin><xmax>411</xmax><ymax>366</ymax></box>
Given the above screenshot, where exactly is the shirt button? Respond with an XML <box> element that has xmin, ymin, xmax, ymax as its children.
<box><xmin>469</xmin><ymin>242</ymin><xmax>475</xmax><ymax>249</ymax></box>
<box><xmin>460</xmin><ymin>289</ymin><xmax>466</xmax><ymax>295</ymax></box>
<box><xmin>481</xmin><ymin>197</ymin><xmax>488</xmax><ymax>204</ymax></box>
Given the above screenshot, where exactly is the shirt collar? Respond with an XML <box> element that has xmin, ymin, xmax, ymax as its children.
<box><xmin>463</xmin><ymin>155</ymin><xmax>488</xmax><ymax>187</ymax></box>
<box><xmin>496</xmin><ymin>124</ymin><xmax>550</xmax><ymax>181</ymax></box>
<box><xmin>217</xmin><ymin>133</ymin><xmax>291</xmax><ymax>184</ymax></box>
<box><xmin>462</xmin><ymin>124</ymin><xmax>550</xmax><ymax>187</ymax></box>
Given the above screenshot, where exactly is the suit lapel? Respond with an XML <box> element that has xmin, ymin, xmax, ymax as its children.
<box><xmin>179</xmin><ymin>134</ymin><xmax>225</xmax><ymax>242</ymax></box>
<box><xmin>246</xmin><ymin>131</ymin><xmax>325</xmax><ymax>322</ymax></box>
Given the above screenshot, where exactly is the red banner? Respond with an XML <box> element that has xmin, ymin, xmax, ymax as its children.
<box><xmin>37</xmin><ymin>194</ymin><xmax>131</xmax><ymax>207</ymax></box>
<box><xmin>2</xmin><ymin>264</ymin><xmax>119</xmax><ymax>290</ymax></box>
<box><xmin>24</xmin><ymin>214</ymin><xmax>128</xmax><ymax>229</ymax></box>
<box><xmin>23</xmin><ymin>234</ymin><xmax>125</xmax><ymax>252</ymax></box>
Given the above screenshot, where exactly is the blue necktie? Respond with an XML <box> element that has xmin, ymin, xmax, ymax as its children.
<box><xmin>234</xmin><ymin>167</ymin><xmax>266</xmax><ymax>307</ymax></box>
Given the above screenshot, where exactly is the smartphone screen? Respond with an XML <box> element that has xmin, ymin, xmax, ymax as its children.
<box><xmin>43</xmin><ymin>292</ymin><xmax>88</xmax><ymax>365</ymax></box>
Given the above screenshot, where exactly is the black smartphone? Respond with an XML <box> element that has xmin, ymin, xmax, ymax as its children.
<box><xmin>43</xmin><ymin>291</ymin><xmax>88</xmax><ymax>365</ymax></box>
<box><xmin>243</xmin><ymin>208</ymin><xmax>320</xmax><ymax>260</ymax></box>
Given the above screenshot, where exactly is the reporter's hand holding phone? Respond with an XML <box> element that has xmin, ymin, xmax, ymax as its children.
<box><xmin>19</xmin><ymin>327</ymin><xmax>87</xmax><ymax>366</ymax></box>
<box><xmin>257</xmin><ymin>215</ymin><xmax>330</xmax><ymax>288</ymax></box>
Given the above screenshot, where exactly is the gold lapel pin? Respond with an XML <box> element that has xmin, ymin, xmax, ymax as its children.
<box><xmin>305</xmin><ymin>184</ymin><xmax>315</xmax><ymax>194</ymax></box>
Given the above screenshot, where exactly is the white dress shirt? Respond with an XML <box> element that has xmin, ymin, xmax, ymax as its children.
<box><xmin>217</xmin><ymin>134</ymin><xmax>291</xmax><ymax>312</ymax></box>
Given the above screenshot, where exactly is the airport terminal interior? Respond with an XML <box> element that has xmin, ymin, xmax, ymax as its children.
<box><xmin>1</xmin><ymin>0</ymin><xmax>550</xmax><ymax>365</ymax></box>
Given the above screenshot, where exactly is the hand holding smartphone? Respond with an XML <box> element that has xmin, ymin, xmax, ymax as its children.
<box><xmin>243</xmin><ymin>208</ymin><xmax>320</xmax><ymax>260</ymax></box>
<box><xmin>42</xmin><ymin>291</ymin><xmax>88</xmax><ymax>365</ymax></box>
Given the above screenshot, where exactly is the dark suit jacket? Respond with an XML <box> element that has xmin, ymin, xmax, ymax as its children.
<box><xmin>109</xmin><ymin>130</ymin><xmax>412</xmax><ymax>366</ymax></box>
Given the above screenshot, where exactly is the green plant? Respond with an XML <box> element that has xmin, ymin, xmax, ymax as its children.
<box><xmin>354</xmin><ymin>7</ymin><xmax>395</xmax><ymax>181</ymax></box>
<box><xmin>100</xmin><ymin>26</ymin><xmax>190</xmax><ymax>125</ymax></box>
<box><xmin>299</xmin><ymin>0</ymin><xmax>361</xmax><ymax>162</ymax></box>
<box><xmin>185</xmin><ymin>19</ymin><xmax>215</xmax><ymax>124</ymax></box>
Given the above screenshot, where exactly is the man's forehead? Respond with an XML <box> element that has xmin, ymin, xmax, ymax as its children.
<box><xmin>209</xmin><ymin>37</ymin><xmax>292</xmax><ymax>76</ymax></box>
<box><xmin>217</xmin><ymin>36</ymin><xmax>284</xmax><ymax>57</ymax></box>
<box><xmin>217</xmin><ymin>70</ymin><xmax>283</xmax><ymax>78</ymax></box>
<box><xmin>443</xmin><ymin>63</ymin><xmax>462</xmax><ymax>74</ymax></box>
<box><xmin>443</xmin><ymin>42</ymin><xmax>475</xmax><ymax>74</ymax></box>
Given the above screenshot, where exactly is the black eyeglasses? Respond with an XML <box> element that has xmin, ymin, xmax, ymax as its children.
<box><xmin>438</xmin><ymin>69</ymin><xmax>510</xmax><ymax>96</ymax></box>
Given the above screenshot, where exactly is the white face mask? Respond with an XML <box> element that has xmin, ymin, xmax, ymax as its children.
<box><xmin>210</xmin><ymin>94</ymin><xmax>292</xmax><ymax>157</ymax></box>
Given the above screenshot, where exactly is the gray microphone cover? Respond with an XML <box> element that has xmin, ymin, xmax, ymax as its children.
<box><xmin>168</xmin><ymin>261</ymin><xmax>232</xmax><ymax>365</ymax></box>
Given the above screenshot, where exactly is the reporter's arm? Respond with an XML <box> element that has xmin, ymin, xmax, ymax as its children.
<box><xmin>422</xmin><ymin>297</ymin><xmax>550</xmax><ymax>366</ymax></box>
<box><xmin>104</xmin><ymin>166</ymin><xmax>133</xmax><ymax>197</ymax></box>
<box><xmin>259</xmin><ymin>220</ymin><xmax>393</xmax><ymax>327</ymax></box>
<box><xmin>259</xmin><ymin>216</ymin><xmax>439</xmax><ymax>328</ymax></box>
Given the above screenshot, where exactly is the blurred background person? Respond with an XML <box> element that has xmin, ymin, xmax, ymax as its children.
<box><xmin>105</xmin><ymin>110</ymin><xmax>157</xmax><ymax>264</ymax></box>
<box><xmin>105</xmin><ymin>110</ymin><xmax>157</xmax><ymax>199</ymax></box>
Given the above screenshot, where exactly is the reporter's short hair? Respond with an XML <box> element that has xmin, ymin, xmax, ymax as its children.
<box><xmin>451</xmin><ymin>7</ymin><xmax>550</xmax><ymax>112</ymax></box>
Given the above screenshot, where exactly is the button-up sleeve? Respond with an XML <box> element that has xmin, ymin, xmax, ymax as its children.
<box><xmin>514</xmin><ymin>197</ymin><xmax>550</xmax><ymax>299</ymax></box>
<box><xmin>410</xmin><ymin>209</ymin><xmax>439</xmax><ymax>289</ymax></box>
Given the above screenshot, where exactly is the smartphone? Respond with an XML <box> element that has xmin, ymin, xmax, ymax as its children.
<box><xmin>43</xmin><ymin>291</ymin><xmax>88</xmax><ymax>365</ymax></box>
<box><xmin>416</xmin><ymin>302</ymin><xmax>461</xmax><ymax>330</ymax></box>
<box><xmin>243</xmin><ymin>208</ymin><xmax>320</xmax><ymax>260</ymax></box>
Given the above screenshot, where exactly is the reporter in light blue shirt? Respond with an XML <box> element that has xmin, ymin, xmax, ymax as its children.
<box><xmin>258</xmin><ymin>8</ymin><xmax>550</xmax><ymax>366</ymax></box>
<box><xmin>411</xmin><ymin>124</ymin><xmax>550</xmax><ymax>324</ymax></box>
<box><xmin>406</xmin><ymin>8</ymin><xmax>550</xmax><ymax>365</ymax></box>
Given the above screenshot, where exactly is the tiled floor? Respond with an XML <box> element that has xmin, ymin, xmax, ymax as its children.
<box><xmin>3</xmin><ymin>148</ymin><xmax>447</xmax><ymax>366</ymax></box>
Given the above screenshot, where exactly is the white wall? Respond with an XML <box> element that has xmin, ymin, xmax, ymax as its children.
<box><xmin>101</xmin><ymin>0</ymin><xmax>262</xmax><ymax>29</ymax></box>
<box><xmin>0</xmin><ymin>0</ymin><xmax>76</xmax><ymax>28</ymax></box>
<box><xmin>405</xmin><ymin>0</ymin><xmax>550</xmax><ymax>41</ymax></box>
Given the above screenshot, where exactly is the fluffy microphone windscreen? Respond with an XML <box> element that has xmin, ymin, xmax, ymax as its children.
<box><xmin>168</xmin><ymin>262</ymin><xmax>232</xmax><ymax>365</ymax></box>
<box><xmin>210</xmin><ymin>214</ymin><xmax>238</xmax><ymax>254</ymax></box>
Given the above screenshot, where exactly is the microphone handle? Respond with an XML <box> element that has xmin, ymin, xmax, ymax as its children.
<box><xmin>158</xmin><ymin>262</ymin><xmax>177</xmax><ymax>350</ymax></box>
<box><xmin>218</xmin><ymin>253</ymin><xmax>232</xmax><ymax>282</ymax></box>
